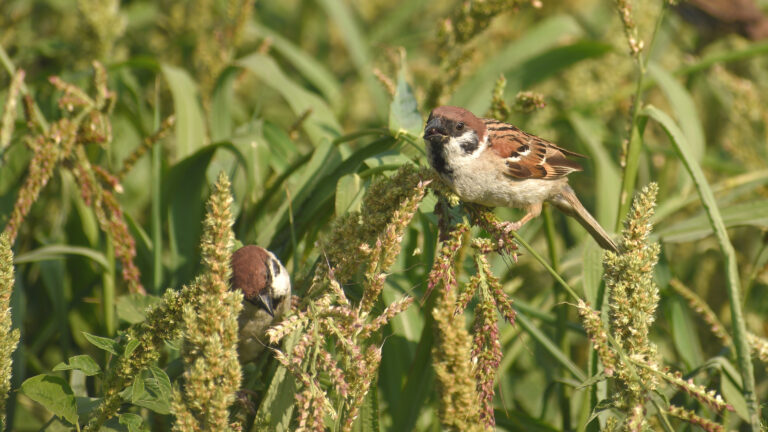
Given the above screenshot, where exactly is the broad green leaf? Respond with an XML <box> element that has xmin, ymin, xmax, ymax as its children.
<box><xmin>268</xmin><ymin>139</ymin><xmax>399</xmax><ymax>256</ymax></box>
<box><xmin>568</xmin><ymin>112</ymin><xmax>620</xmax><ymax>226</ymax></box>
<box><xmin>116</xmin><ymin>293</ymin><xmax>163</xmax><ymax>324</ymax></box>
<box><xmin>82</xmin><ymin>332</ymin><xmax>119</xmax><ymax>355</ymax></box>
<box><xmin>581</xmin><ymin>242</ymin><xmax>603</xmax><ymax>306</ymax></box>
<box><xmin>119</xmin><ymin>413</ymin><xmax>147</xmax><ymax>432</ymax></box>
<box><xmin>516</xmin><ymin>312</ymin><xmax>586</xmax><ymax>382</ymax></box>
<box><xmin>255</xmin><ymin>329</ymin><xmax>301</xmax><ymax>431</ymax></box>
<box><xmin>76</xmin><ymin>396</ymin><xmax>102</xmax><ymax>419</ymax></box>
<box><xmin>21</xmin><ymin>375</ymin><xmax>78</xmax><ymax>425</ymax></box>
<box><xmin>315</xmin><ymin>0</ymin><xmax>386</xmax><ymax>114</ymax></box>
<box><xmin>369</xmin><ymin>0</ymin><xmax>430</xmax><ymax>44</ymax></box>
<box><xmin>237</xmin><ymin>53</ymin><xmax>341</xmax><ymax>146</ymax></box>
<box><xmin>124</xmin><ymin>339</ymin><xmax>140</xmax><ymax>358</ymax></box>
<box><xmin>641</xmin><ymin>105</ymin><xmax>731</xmax><ymax>248</ymax></box>
<box><xmin>14</xmin><ymin>244</ymin><xmax>108</xmax><ymax>269</ymax></box>
<box><xmin>452</xmin><ymin>14</ymin><xmax>583</xmax><ymax>112</ymax></box>
<box><xmin>160</xmin><ymin>64</ymin><xmax>207</xmax><ymax>159</ymax></box>
<box><xmin>258</xmin><ymin>141</ymin><xmax>341</xmax><ymax>248</ymax></box>
<box><xmin>128</xmin><ymin>366</ymin><xmax>171</xmax><ymax>414</ymax></box>
<box><xmin>352</xmin><ymin>375</ymin><xmax>380</xmax><ymax>432</ymax></box>
<box><xmin>668</xmin><ymin>298</ymin><xmax>704</xmax><ymax>369</ymax></box>
<box><xmin>53</xmin><ymin>355</ymin><xmax>101</xmax><ymax>376</ymax></box>
<box><xmin>656</xmin><ymin>200</ymin><xmax>768</xmax><ymax>243</ymax></box>
<box><xmin>388</xmin><ymin>62</ymin><xmax>422</xmax><ymax>139</ymax></box>
<box><xmin>262</xmin><ymin>121</ymin><xmax>301</xmax><ymax>173</ymax></box>
<box><xmin>210</xmin><ymin>66</ymin><xmax>238</xmax><ymax>142</ymax></box>
<box><xmin>721</xmin><ymin>366</ymin><xmax>750</xmax><ymax>421</ymax></box>
<box><xmin>252</xmin><ymin>23</ymin><xmax>342</xmax><ymax>109</ymax></box>
<box><xmin>391</xmin><ymin>312</ymin><xmax>434</xmax><ymax>432</ymax></box>
<box><xmin>648</xmin><ymin>63</ymin><xmax>705</xmax><ymax>162</ymax></box>
<box><xmin>511</xmin><ymin>41</ymin><xmax>613</xmax><ymax>90</ymax></box>
<box><xmin>165</xmin><ymin>145</ymin><xmax>218</xmax><ymax>284</ymax></box>
<box><xmin>705</xmin><ymin>356</ymin><xmax>748</xmax><ymax>421</ymax></box>
<box><xmin>335</xmin><ymin>173</ymin><xmax>364</xmax><ymax>216</ymax></box>
<box><xmin>494</xmin><ymin>408</ymin><xmax>560</xmax><ymax>431</ymax></box>
<box><xmin>643</xmin><ymin>105</ymin><xmax>756</xmax><ymax>423</ymax></box>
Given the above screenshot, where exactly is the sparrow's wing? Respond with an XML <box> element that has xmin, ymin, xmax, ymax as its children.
<box><xmin>484</xmin><ymin>120</ymin><xmax>585</xmax><ymax>179</ymax></box>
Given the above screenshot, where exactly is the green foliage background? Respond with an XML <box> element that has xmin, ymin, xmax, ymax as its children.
<box><xmin>1</xmin><ymin>0</ymin><xmax>768</xmax><ymax>430</ymax></box>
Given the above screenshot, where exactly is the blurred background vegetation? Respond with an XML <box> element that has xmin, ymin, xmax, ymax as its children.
<box><xmin>1</xmin><ymin>0</ymin><xmax>768</xmax><ymax>430</ymax></box>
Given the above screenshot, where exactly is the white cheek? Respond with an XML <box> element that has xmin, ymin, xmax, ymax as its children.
<box><xmin>446</xmin><ymin>132</ymin><xmax>487</xmax><ymax>162</ymax></box>
<box><xmin>272</xmin><ymin>268</ymin><xmax>291</xmax><ymax>298</ymax></box>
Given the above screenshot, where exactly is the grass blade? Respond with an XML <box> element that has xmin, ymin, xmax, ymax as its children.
<box><xmin>160</xmin><ymin>64</ymin><xmax>207</xmax><ymax>159</ymax></box>
<box><xmin>642</xmin><ymin>104</ymin><xmax>760</xmax><ymax>429</ymax></box>
<box><xmin>237</xmin><ymin>53</ymin><xmax>342</xmax><ymax>145</ymax></box>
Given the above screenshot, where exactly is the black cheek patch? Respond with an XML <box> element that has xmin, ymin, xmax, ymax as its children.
<box><xmin>460</xmin><ymin>135</ymin><xmax>479</xmax><ymax>154</ymax></box>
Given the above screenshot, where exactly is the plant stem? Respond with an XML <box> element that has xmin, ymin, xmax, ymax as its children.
<box><xmin>543</xmin><ymin>207</ymin><xmax>571</xmax><ymax>430</ymax></box>
<box><xmin>615</xmin><ymin>3</ymin><xmax>667</xmax><ymax>230</ymax></box>
<box><xmin>103</xmin><ymin>237</ymin><xmax>115</xmax><ymax>337</ymax></box>
<box><xmin>151</xmin><ymin>78</ymin><xmax>163</xmax><ymax>294</ymax></box>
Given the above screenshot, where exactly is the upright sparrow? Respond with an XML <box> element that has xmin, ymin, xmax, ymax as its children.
<box><xmin>423</xmin><ymin>105</ymin><xmax>618</xmax><ymax>252</ymax></box>
<box><xmin>231</xmin><ymin>245</ymin><xmax>291</xmax><ymax>364</ymax></box>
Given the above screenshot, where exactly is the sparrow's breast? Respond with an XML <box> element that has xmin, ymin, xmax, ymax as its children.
<box><xmin>450</xmin><ymin>154</ymin><xmax>567</xmax><ymax>208</ymax></box>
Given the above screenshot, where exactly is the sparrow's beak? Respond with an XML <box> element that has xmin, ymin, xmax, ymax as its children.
<box><xmin>258</xmin><ymin>291</ymin><xmax>275</xmax><ymax>317</ymax></box>
<box><xmin>423</xmin><ymin>117</ymin><xmax>448</xmax><ymax>143</ymax></box>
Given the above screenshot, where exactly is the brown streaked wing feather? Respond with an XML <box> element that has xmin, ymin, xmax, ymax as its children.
<box><xmin>486</xmin><ymin>123</ymin><xmax>585</xmax><ymax>180</ymax></box>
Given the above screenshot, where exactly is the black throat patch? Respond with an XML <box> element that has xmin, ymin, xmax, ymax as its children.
<box><xmin>427</xmin><ymin>141</ymin><xmax>453</xmax><ymax>179</ymax></box>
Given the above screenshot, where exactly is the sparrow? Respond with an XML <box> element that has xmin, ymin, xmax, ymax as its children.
<box><xmin>423</xmin><ymin>105</ymin><xmax>618</xmax><ymax>252</ymax></box>
<box><xmin>230</xmin><ymin>245</ymin><xmax>292</xmax><ymax>364</ymax></box>
<box><xmin>675</xmin><ymin>0</ymin><xmax>768</xmax><ymax>43</ymax></box>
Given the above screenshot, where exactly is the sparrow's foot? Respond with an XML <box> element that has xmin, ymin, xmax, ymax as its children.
<box><xmin>499</xmin><ymin>221</ymin><xmax>522</xmax><ymax>234</ymax></box>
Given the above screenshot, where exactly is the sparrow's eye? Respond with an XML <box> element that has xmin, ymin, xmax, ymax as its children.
<box><xmin>456</xmin><ymin>122</ymin><xmax>465</xmax><ymax>131</ymax></box>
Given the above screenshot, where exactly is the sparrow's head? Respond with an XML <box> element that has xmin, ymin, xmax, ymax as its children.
<box><xmin>231</xmin><ymin>245</ymin><xmax>291</xmax><ymax>317</ymax></box>
<box><xmin>423</xmin><ymin>106</ymin><xmax>488</xmax><ymax>175</ymax></box>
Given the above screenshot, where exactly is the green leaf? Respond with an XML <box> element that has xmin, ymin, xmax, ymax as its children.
<box><xmin>129</xmin><ymin>366</ymin><xmax>172</xmax><ymax>414</ymax></box>
<box><xmin>124</xmin><ymin>339</ymin><xmax>141</xmax><ymax>358</ymax></box>
<box><xmin>116</xmin><ymin>293</ymin><xmax>163</xmax><ymax>324</ymax></box>
<box><xmin>53</xmin><ymin>355</ymin><xmax>101</xmax><ymax>376</ymax></box>
<box><xmin>388</xmin><ymin>62</ymin><xmax>422</xmax><ymax>139</ymax></box>
<box><xmin>76</xmin><ymin>396</ymin><xmax>102</xmax><ymax>419</ymax></box>
<box><xmin>257</xmin><ymin>140</ymin><xmax>342</xmax><ymax>247</ymax></box>
<box><xmin>721</xmin><ymin>365</ymin><xmax>750</xmax><ymax>421</ymax></box>
<box><xmin>451</xmin><ymin>14</ymin><xmax>583</xmax><ymax>112</ymax></box>
<box><xmin>82</xmin><ymin>332</ymin><xmax>119</xmax><ymax>355</ymax></box>
<box><xmin>516</xmin><ymin>311</ymin><xmax>586</xmax><ymax>382</ymax></box>
<box><xmin>512</xmin><ymin>40</ymin><xmax>613</xmax><ymax>90</ymax></box>
<box><xmin>668</xmin><ymin>298</ymin><xmax>704</xmax><ymax>369</ymax></box>
<box><xmin>160</xmin><ymin>64</ymin><xmax>207</xmax><ymax>159</ymax></box>
<box><xmin>581</xmin><ymin>242</ymin><xmax>603</xmax><ymax>306</ymax></box>
<box><xmin>21</xmin><ymin>375</ymin><xmax>79</xmax><ymax>425</ymax></box>
<box><xmin>210</xmin><ymin>66</ymin><xmax>238</xmax><ymax>142</ymax></box>
<box><xmin>643</xmin><ymin>104</ymin><xmax>758</xmax><ymax>425</ymax></box>
<box><xmin>237</xmin><ymin>53</ymin><xmax>341</xmax><ymax>146</ymax></box>
<box><xmin>255</xmin><ymin>330</ymin><xmax>301</xmax><ymax>431</ymax></box>
<box><xmin>165</xmin><ymin>145</ymin><xmax>218</xmax><ymax>284</ymax></box>
<box><xmin>252</xmin><ymin>23</ymin><xmax>342</xmax><ymax>108</ymax></box>
<box><xmin>353</xmin><ymin>375</ymin><xmax>380</xmax><ymax>432</ymax></box>
<box><xmin>314</xmin><ymin>0</ymin><xmax>386</xmax><ymax>114</ymax></box>
<box><xmin>14</xmin><ymin>244</ymin><xmax>109</xmax><ymax>269</ymax></box>
<box><xmin>335</xmin><ymin>173</ymin><xmax>364</xmax><ymax>216</ymax></box>
<box><xmin>568</xmin><ymin>112</ymin><xmax>620</xmax><ymax>226</ymax></box>
<box><xmin>119</xmin><ymin>413</ymin><xmax>147</xmax><ymax>432</ymax></box>
<box><xmin>656</xmin><ymin>200</ymin><xmax>768</xmax><ymax>243</ymax></box>
<box><xmin>648</xmin><ymin>63</ymin><xmax>705</xmax><ymax>162</ymax></box>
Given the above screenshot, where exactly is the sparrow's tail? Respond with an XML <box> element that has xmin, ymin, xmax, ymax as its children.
<box><xmin>549</xmin><ymin>185</ymin><xmax>619</xmax><ymax>253</ymax></box>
